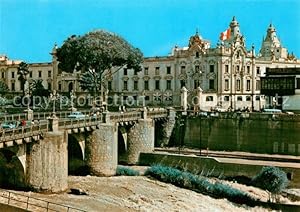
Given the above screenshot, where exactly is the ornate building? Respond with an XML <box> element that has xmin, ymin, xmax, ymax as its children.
<box><xmin>1</xmin><ymin>17</ymin><xmax>299</xmax><ymax>111</ymax></box>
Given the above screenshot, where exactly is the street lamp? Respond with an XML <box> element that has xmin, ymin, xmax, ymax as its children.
<box><xmin>199</xmin><ymin>114</ymin><xmax>202</xmax><ymax>156</ymax></box>
<box><xmin>50</xmin><ymin>90</ymin><xmax>59</xmax><ymax>117</ymax></box>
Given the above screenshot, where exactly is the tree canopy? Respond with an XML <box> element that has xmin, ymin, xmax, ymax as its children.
<box><xmin>57</xmin><ymin>30</ymin><xmax>143</xmax><ymax>95</ymax></box>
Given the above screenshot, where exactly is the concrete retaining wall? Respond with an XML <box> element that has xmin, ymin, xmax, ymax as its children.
<box><xmin>180</xmin><ymin>113</ymin><xmax>300</xmax><ymax>156</ymax></box>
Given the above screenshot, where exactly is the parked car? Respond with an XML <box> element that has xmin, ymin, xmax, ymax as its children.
<box><xmin>1</xmin><ymin>121</ymin><xmax>18</xmax><ymax>129</ymax></box>
<box><xmin>67</xmin><ymin>111</ymin><xmax>87</xmax><ymax>119</ymax></box>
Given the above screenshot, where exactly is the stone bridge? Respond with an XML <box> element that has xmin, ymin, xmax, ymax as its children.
<box><xmin>0</xmin><ymin>108</ymin><xmax>176</xmax><ymax>192</ymax></box>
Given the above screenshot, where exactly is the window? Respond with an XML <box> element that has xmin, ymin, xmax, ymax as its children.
<box><xmin>256</xmin><ymin>96</ymin><xmax>260</xmax><ymax>101</ymax></box>
<box><xmin>225</xmin><ymin>65</ymin><xmax>229</xmax><ymax>73</ymax></box>
<box><xmin>236</xmin><ymin>65</ymin><xmax>240</xmax><ymax>72</ymax></box>
<box><xmin>194</xmin><ymin>80</ymin><xmax>200</xmax><ymax>89</ymax></box>
<box><xmin>210</xmin><ymin>65</ymin><xmax>214</xmax><ymax>73</ymax></box>
<box><xmin>296</xmin><ymin>78</ymin><xmax>300</xmax><ymax>89</ymax></box>
<box><xmin>134</xmin><ymin>70</ymin><xmax>138</xmax><ymax>76</ymax></box>
<box><xmin>29</xmin><ymin>71</ymin><xmax>32</xmax><ymax>78</ymax></box>
<box><xmin>108</xmin><ymin>81</ymin><xmax>112</xmax><ymax>91</ymax></box>
<box><xmin>11</xmin><ymin>82</ymin><xmax>15</xmax><ymax>91</ymax></box>
<box><xmin>11</xmin><ymin>71</ymin><xmax>14</xmax><ymax>78</ymax></box>
<box><xmin>124</xmin><ymin>68</ymin><xmax>127</xmax><ymax>76</ymax></box>
<box><xmin>145</xmin><ymin>96</ymin><xmax>150</xmax><ymax>101</ymax></box>
<box><xmin>236</xmin><ymin>79</ymin><xmax>241</xmax><ymax>91</ymax></box>
<box><xmin>1</xmin><ymin>72</ymin><xmax>4</xmax><ymax>78</ymax></box>
<box><xmin>237</xmin><ymin>96</ymin><xmax>243</xmax><ymax>101</ymax></box>
<box><xmin>180</xmin><ymin>80</ymin><xmax>185</xmax><ymax>88</ymax></box>
<box><xmin>195</xmin><ymin>65</ymin><xmax>200</xmax><ymax>72</ymax></box>
<box><xmin>225</xmin><ymin>79</ymin><xmax>229</xmax><ymax>91</ymax></box>
<box><xmin>246</xmin><ymin>96</ymin><xmax>251</xmax><ymax>101</ymax></box>
<box><xmin>58</xmin><ymin>83</ymin><xmax>62</xmax><ymax>91</ymax></box>
<box><xmin>134</xmin><ymin>80</ymin><xmax>138</xmax><ymax>90</ymax></box>
<box><xmin>167</xmin><ymin>66</ymin><xmax>171</xmax><ymax>74</ymax></box>
<box><xmin>180</xmin><ymin>66</ymin><xmax>185</xmax><ymax>74</ymax></box>
<box><xmin>256</xmin><ymin>80</ymin><xmax>261</xmax><ymax>90</ymax></box>
<box><xmin>123</xmin><ymin>81</ymin><xmax>128</xmax><ymax>90</ymax></box>
<box><xmin>247</xmin><ymin>66</ymin><xmax>250</xmax><ymax>74</ymax></box>
<box><xmin>195</xmin><ymin>52</ymin><xmax>199</xmax><ymax>58</ymax></box>
<box><xmin>246</xmin><ymin>80</ymin><xmax>251</xmax><ymax>91</ymax></box>
<box><xmin>48</xmin><ymin>83</ymin><xmax>51</xmax><ymax>90</ymax></box>
<box><xmin>206</xmin><ymin>96</ymin><xmax>213</xmax><ymax>101</ymax></box>
<box><xmin>38</xmin><ymin>71</ymin><xmax>42</xmax><ymax>78</ymax></box>
<box><xmin>209</xmin><ymin>79</ymin><xmax>214</xmax><ymax>90</ymax></box>
<box><xmin>256</xmin><ymin>67</ymin><xmax>260</xmax><ymax>74</ymax></box>
<box><xmin>224</xmin><ymin>96</ymin><xmax>230</xmax><ymax>101</ymax></box>
<box><xmin>166</xmin><ymin>80</ymin><xmax>171</xmax><ymax>90</ymax></box>
<box><xmin>144</xmin><ymin>67</ymin><xmax>148</xmax><ymax>75</ymax></box>
<box><xmin>48</xmin><ymin>70</ymin><xmax>51</xmax><ymax>77</ymax></box>
<box><xmin>155</xmin><ymin>80</ymin><xmax>160</xmax><ymax>90</ymax></box>
<box><xmin>155</xmin><ymin>67</ymin><xmax>160</xmax><ymax>75</ymax></box>
<box><xmin>144</xmin><ymin>80</ymin><xmax>149</xmax><ymax>90</ymax></box>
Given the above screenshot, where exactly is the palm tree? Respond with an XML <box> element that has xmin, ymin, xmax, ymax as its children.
<box><xmin>31</xmin><ymin>79</ymin><xmax>50</xmax><ymax>97</ymax></box>
<box><xmin>17</xmin><ymin>62</ymin><xmax>29</xmax><ymax>96</ymax></box>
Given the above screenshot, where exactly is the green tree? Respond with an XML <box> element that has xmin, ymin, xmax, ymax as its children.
<box><xmin>252</xmin><ymin>166</ymin><xmax>289</xmax><ymax>202</ymax></box>
<box><xmin>17</xmin><ymin>62</ymin><xmax>29</xmax><ymax>96</ymax></box>
<box><xmin>57</xmin><ymin>30</ymin><xmax>143</xmax><ymax>97</ymax></box>
<box><xmin>31</xmin><ymin>79</ymin><xmax>50</xmax><ymax>97</ymax></box>
<box><xmin>0</xmin><ymin>80</ymin><xmax>9</xmax><ymax>94</ymax></box>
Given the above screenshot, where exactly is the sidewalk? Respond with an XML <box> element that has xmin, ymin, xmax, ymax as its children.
<box><xmin>155</xmin><ymin>147</ymin><xmax>300</xmax><ymax>163</ymax></box>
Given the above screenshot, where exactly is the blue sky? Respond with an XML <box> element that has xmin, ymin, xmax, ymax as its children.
<box><xmin>0</xmin><ymin>0</ymin><xmax>299</xmax><ymax>63</ymax></box>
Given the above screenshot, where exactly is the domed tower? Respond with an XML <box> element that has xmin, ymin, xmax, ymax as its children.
<box><xmin>221</xmin><ymin>16</ymin><xmax>246</xmax><ymax>47</ymax></box>
<box><xmin>188</xmin><ymin>29</ymin><xmax>210</xmax><ymax>51</ymax></box>
<box><xmin>259</xmin><ymin>24</ymin><xmax>288</xmax><ymax>60</ymax></box>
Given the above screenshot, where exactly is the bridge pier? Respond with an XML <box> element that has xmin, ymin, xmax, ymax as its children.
<box><xmin>160</xmin><ymin>108</ymin><xmax>176</xmax><ymax>147</ymax></box>
<box><xmin>125</xmin><ymin>118</ymin><xmax>154</xmax><ymax>164</ymax></box>
<box><xmin>26</xmin><ymin>131</ymin><xmax>68</xmax><ymax>192</ymax></box>
<box><xmin>86</xmin><ymin>123</ymin><xmax>118</xmax><ymax>176</ymax></box>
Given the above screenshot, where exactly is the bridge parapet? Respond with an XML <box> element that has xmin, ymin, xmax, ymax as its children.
<box><xmin>109</xmin><ymin>111</ymin><xmax>142</xmax><ymax>123</ymax></box>
<box><xmin>147</xmin><ymin>108</ymin><xmax>168</xmax><ymax>119</ymax></box>
<box><xmin>0</xmin><ymin>123</ymin><xmax>48</xmax><ymax>148</ymax></box>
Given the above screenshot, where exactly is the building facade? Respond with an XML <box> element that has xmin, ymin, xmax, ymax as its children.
<box><xmin>1</xmin><ymin>17</ymin><xmax>300</xmax><ymax>111</ymax></box>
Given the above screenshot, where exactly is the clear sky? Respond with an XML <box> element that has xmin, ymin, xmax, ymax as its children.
<box><xmin>0</xmin><ymin>0</ymin><xmax>299</xmax><ymax>63</ymax></box>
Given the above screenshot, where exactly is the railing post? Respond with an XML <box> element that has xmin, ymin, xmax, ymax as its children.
<box><xmin>26</xmin><ymin>196</ymin><xmax>29</xmax><ymax>210</ymax></box>
<box><xmin>102</xmin><ymin>111</ymin><xmax>110</xmax><ymax>123</ymax></box>
<box><xmin>141</xmin><ymin>107</ymin><xmax>147</xmax><ymax>119</ymax></box>
<box><xmin>7</xmin><ymin>192</ymin><xmax>10</xmax><ymax>204</ymax></box>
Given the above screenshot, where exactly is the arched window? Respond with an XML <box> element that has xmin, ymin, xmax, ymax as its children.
<box><xmin>68</xmin><ymin>82</ymin><xmax>73</xmax><ymax>92</ymax></box>
<box><xmin>195</xmin><ymin>52</ymin><xmax>199</xmax><ymax>58</ymax></box>
<box><xmin>206</xmin><ymin>96</ymin><xmax>213</xmax><ymax>101</ymax></box>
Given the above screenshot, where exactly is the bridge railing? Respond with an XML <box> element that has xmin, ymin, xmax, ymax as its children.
<box><xmin>147</xmin><ymin>109</ymin><xmax>168</xmax><ymax>118</ymax></box>
<box><xmin>58</xmin><ymin>115</ymin><xmax>103</xmax><ymax>129</ymax></box>
<box><xmin>0</xmin><ymin>189</ymin><xmax>86</xmax><ymax>212</ymax></box>
<box><xmin>109</xmin><ymin>111</ymin><xmax>142</xmax><ymax>122</ymax></box>
<box><xmin>0</xmin><ymin>122</ymin><xmax>48</xmax><ymax>143</ymax></box>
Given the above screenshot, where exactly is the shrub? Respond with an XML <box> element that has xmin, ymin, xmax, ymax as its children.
<box><xmin>252</xmin><ymin>166</ymin><xmax>289</xmax><ymax>202</ymax></box>
<box><xmin>116</xmin><ymin>166</ymin><xmax>140</xmax><ymax>176</ymax></box>
<box><xmin>145</xmin><ymin>165</ymin><xmax>255</xmax><ymax>205</ymax></box>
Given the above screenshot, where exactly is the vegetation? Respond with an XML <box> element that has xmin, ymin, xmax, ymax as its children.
<box><xmin>31</xmin><ymin>79</ymin><xmax>50</xmax><ymax>97</ymax></box>
<box><xmin>145</xmin><ymin>165</ymin><xmax>256</xmax><ymax>206</ymax></box>
<box><xmin>0</xmin><ymin>80</ymin><xmax>9</xmax><ymax>94</ymax></box>
<box><xmin>17</xmin><ymin>62</ymin><xmax>29</xmax><ymax>96</ymax></box>
<box><xmin>116</xmin><ymin>166</ymin><xmax>140</xmax><ymax>176</ymax></box>
<box><xmin>251</xmin><ymin>166</ymin><xmax>289</xmax><ymax>202</ymax></box>
<box><xmin>57</xmin><ymin>30</ymin><xmax>143</xmax><ymax>97</ymax></box>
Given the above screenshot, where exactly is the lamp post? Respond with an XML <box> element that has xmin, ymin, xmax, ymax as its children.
<box><xmin>50</xmin><ymin>90</ymin><xmax>59</xmax><ymax>117</ymax></box>
<box><xmin>199</xmin><ymin>114</ymin><xmax>202</xmax><ymax>156</ymax></box>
